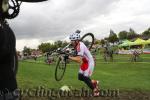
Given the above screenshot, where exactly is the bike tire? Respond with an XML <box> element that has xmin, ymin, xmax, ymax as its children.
<box><xmin>80</xmin><ymin>33</ymin><xmax>95</xmax><ymax>50</ymax></box>
<box><xmin>55</xmin><ymin>56</ymin><xmax>67</xmax><ymax>81</ymax></box>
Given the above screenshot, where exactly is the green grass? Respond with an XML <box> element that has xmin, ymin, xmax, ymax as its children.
<box><xmin>17</xmin><ymin>54</ymin><xmax>150</xmax><ymax>91</ymax></box>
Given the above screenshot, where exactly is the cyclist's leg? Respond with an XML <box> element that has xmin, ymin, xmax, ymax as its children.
<box><xmin>78</xmin><ymin>62</ymin><xmax>95</xmax><ymax>90</ymax></box>
<box><xmin>137</xmin><ymin>54</ymin><xmax>140</xmax><ymax>61</ymax></box>
<box><xmin>135</xmin><ymin>53</ymin><xmax>140</xmax><ymax>62</ymax></box>
<box><xmin>78</xmin><ymin>73</ymin><xmax>94</xmax><ymax>90</ymax></box>
<box><xmin>131</xmin><ymin>54</ymin><xmax>135</xmax><ymax>62</ymax></box>
<box><xmin>84</xmin><ymin>64</ymin><xmax>100</xmax><ymax>96</ymax></box>
<box><xmin>110</xmin><ymin>53</ymin><xmax>113</xmax><ymax>61</ymax></box>
<box><xmin>134</xmin><ymin>55</ymin><xmax>137</xmax><ymax>62</ymax></box>
<box><xmin>103</xmin><ymin>54</ymin><xmax>107</xmax><ymax>62</ymax></box>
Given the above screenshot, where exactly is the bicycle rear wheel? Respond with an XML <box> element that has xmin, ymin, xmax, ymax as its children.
<box><xmin>80</xmin><ymin>33</ymin><xmax>94</xmax><ymax>50</ymax></box>
<box><xmin>55</xmin><ymin>56</ymin><xmax>67</xmax><ymax>81</ymax></box>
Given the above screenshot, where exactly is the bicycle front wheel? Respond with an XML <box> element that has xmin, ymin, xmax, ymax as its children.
<box><xmin>55</xmin><ymin>56</ymin><xmax>67</xmax><ymax>81</ymax></box>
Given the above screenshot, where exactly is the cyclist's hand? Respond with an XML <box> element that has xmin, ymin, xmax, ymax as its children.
<box><xmin>63</xmin><ymin>54</ymin><xmax>69</xmax><ymax>61</ymax></box>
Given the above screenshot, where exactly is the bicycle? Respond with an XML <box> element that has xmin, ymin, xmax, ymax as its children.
<box><xmin>55</xmin><ymin>33</ymin><xmax>95</xmax><ymax>81</ymax></box>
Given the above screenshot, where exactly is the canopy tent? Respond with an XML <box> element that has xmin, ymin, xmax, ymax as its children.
<box><xmin>118</xmin><ymin>40</ymin><xmax>135</xmax><ymax>47</ymax></box>
<box><xmin>119</xmin><ymin>38</ymin><xmax>150</xmax><ymax>47</ymax></box>
<box><xmin>133</xmin><ymin>38</ymin><xmax>147</xmax><ymax>45</ymax></box>
<box><xmin>146</xmin><ymin>39</ymin><xmax>150</xmax><ymax>44</ymax></box>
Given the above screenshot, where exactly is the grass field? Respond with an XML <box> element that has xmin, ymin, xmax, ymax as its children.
<box><xmin>17</xmin><ymin>53</ymin><xmax>150</xmax><ymax>92</ymax></box>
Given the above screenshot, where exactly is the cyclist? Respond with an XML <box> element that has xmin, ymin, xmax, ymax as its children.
<box><xmin>132</xmin><ymin>49</ymin><xmax>140</xmax><ymax>62</ymax></box>
<box><xmin>65</xmin><ymin>30</ymin><xmax>100</xmax><ymax>96</ymax></box>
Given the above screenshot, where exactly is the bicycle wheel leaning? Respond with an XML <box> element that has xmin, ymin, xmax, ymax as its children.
<box><xmin>80</xmin><ymin>33</ymin><xmax>95</xmax><ymax>50</ymax></box>
<box><xmin>55</xmin><ymin>56</ymin><xmax>67</xmax><ymax>81</ymax></box>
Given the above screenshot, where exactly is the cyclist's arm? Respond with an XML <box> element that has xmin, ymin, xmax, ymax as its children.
<box><xmin>69</xmin><ymin>42</ymin><xmax>84</xmax><ymax>64</ymax></box>
<box><xmin>69</xmin><ymin>55</ymin><xmax>82</xmax><ymax>64</ymax></box>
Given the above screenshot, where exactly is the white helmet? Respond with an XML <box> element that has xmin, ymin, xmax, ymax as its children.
<box><xmin>69</xmin><ymin>33</ymin><xmax>80</xmax><ymax>41</ymax></box>
<box><xmin>69</xmin><ymin>30</ymin><xmax>81</xmax><ymax>41</ymax></box>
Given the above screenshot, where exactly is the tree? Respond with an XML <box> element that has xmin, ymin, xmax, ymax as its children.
<box><xmin>38</xmin><ymin>43</ymin><xmax>51</xmax><ymax>53</ymax></box>
<box><xmin>38</xmin><ymin>41</ymin><xmax>67</xmax><ymax>53</ymax></box>
<box><xmin>129</xmin><ymin>28</ymin><xmax>136</xmax><ymax>34</ymax></box>
<box><xmin>100</xmin><ymin>39</ymin><xmax>105</xmax><ymax>47</ymax></box>
<box><xmin>54</xmin><ymin>40</ymin><xmax>63</xmax><ymax>48</ymax></box>
<box><xmin>108</xmin><ymin>30</ymin><xmax>118</xmax><ymax>44</ymax></box>
<box><xmin>118</xmin><ymin>31</ymin><xmax>128</xmax><ymax>40</ymax></box>
<box><xmin>62</xmin><ymin>41</ymin><xmax>69</xmax><ymax>48</ymax></box>
<box><xmin>23</xmin><ymin>46</ymin><xmax>31</xmax><ymax>56</ymax></box>
<box><xmin>142</xmin><ymin>28</ymin><xmax>150</xmax><ymax>39</ymax></box>
<box><xmin>109</xmin><ymin>29</ymin><xmax>115</xmax><ymax>37</ymax></box>
<box><xmin>127</xmin><ymin>28</ymin><xmax>139</xmax><ymax>40</ymax></box>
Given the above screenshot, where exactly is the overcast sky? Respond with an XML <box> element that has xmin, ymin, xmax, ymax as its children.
<box><xmin>8</xmin><ymin>0</ymin><xmax>150</xmax><ymax>51</ymax></box>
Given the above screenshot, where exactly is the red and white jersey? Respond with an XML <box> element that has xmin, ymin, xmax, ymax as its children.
<box><xmin>76</xmin><ymin>42</ymin><xmax>94</xmax><ymax>75</ymax></box>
